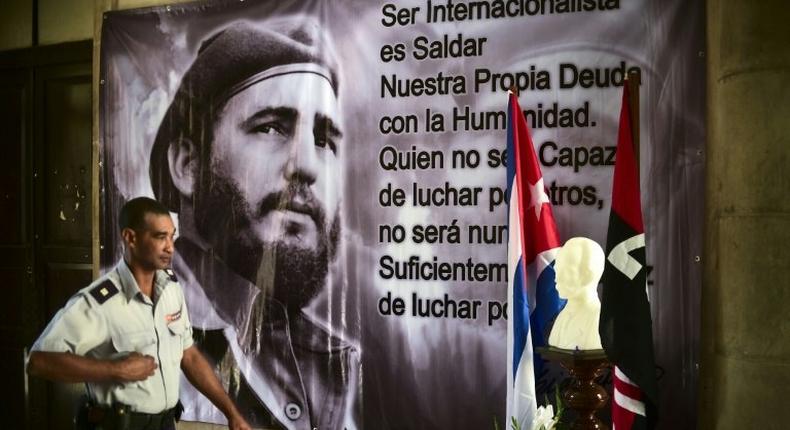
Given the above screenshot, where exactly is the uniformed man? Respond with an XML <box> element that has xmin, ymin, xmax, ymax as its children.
<box><xmin>148</xmin><ymin>16</ymin><xmax>359</xmax><ymax>429</ymax></box>
<box><xmin>27</xmin><ymin>197</ymin><xmax>251</xmax><ymax>430</ymax></box>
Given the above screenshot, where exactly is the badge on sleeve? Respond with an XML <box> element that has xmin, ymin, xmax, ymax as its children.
<box><xmin>165</xmin><ymin>309</ymin><xmax>182</xmax><ymax>323</ymax></box>
<box><xmin>89</xmin><ymin>280</ymin><xmax>119</xmax><ymax>304</ymax></box>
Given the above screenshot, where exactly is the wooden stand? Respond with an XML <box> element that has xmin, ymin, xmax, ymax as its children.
<box><xmin>537</xmin><ymin>347</ymin><xmax>610</xmax><ymax>430</ymax></box>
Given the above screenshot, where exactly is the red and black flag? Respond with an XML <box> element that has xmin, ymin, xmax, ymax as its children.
<box><xmin>599</xmin><ymin>84</ymin><xmax>658</xmax><ymax>429</ymax></box>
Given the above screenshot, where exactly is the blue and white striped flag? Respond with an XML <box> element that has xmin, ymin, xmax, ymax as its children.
<box><xmin>505</xmin><ymin>91</ymin><xmax>565</xmax><ymax>429</ymax></box>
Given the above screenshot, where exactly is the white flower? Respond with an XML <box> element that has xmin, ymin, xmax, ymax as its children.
<box><xmin>532</xmin><ymin>405</ymin><xmax>557</xmax><ymax>430</ymax></box>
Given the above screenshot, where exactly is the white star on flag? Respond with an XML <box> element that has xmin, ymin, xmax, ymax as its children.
<box><xmin>528</xmin><ymin>177</ymin><xmax>551</xmax><ymax>220</ymax></box>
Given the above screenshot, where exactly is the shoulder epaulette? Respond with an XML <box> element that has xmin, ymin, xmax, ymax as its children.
<box><xmin>89</xmin><ymin>280</ymin><xmax>119</xmax><ymax>304</ymax></box>
<box><xmin>165</xmin><ymin>268</ymin><xmax>178</xmax><ymax>282</ymax></box>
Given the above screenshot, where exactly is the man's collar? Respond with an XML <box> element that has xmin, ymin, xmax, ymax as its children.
<box><xmin>116</xmin><ymin>259</ymin><xmax>143</xmax><ymax>302</ymax></box>
<box><xmin>116</xmin><ymin>258</ymin><xmax>171</xmax><ymax>303</ymax></box>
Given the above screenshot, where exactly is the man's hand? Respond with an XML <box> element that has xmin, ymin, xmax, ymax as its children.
<box><xmin>113</xmin><ymin>352</ymin><xmax>157</xmax><ymax>382</ymax></box>
<box><xmin>227</xmin><ymin>413</ymin><xmax>252</xmax><ymax>430</ymax></box>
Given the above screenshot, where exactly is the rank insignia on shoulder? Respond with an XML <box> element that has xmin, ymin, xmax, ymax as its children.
<box><xmin>165</xmin><ymin>268</ymin><xmax>178</xmax><ymax>282</ymax></box>
<box><xmin>89</xmin><ymin>280</ymin><xmax>119</xmax><ymax>304</ymax></box>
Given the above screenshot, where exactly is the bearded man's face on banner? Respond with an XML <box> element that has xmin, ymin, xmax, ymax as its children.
<box><xmin>194</xmin><ymin>72</ymin><xmax>343</xmax><ymax>308</ymax></box>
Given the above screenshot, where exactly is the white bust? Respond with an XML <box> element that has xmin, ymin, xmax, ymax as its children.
<box><xmin>548</xmin><ymin>237</ymin><xmax>604</xmax><ymax>350</ymax></box>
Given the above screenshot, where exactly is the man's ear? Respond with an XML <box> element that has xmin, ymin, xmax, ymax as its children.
<box><xmin>167</xmin><ymin>137</ymin><xmax>198</xmax><ymax>197</ymax></box>
<box><xmin>121</xmin><ymin>227</ymin><xmax>136</xmax><ymax>249</ymax></box>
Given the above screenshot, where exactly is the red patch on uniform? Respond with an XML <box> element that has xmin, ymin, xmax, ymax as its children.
<box><xmin>165</xmin><ymin>310</ymin><xmax>182</xmax><ymax>323</ymax></box>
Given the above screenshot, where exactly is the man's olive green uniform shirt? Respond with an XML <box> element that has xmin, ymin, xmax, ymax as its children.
<box><xmin>31</xmin><ymin>259</ymin><xmax>194</xmax><ymax>414</ymax></box>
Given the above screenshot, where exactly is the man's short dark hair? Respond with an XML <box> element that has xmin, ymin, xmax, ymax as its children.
<box><xmin>119</xmin><ymin>197</ymin><xmax>170</xmax><ymax>231</ymax></box>
<box><xmin>149</xmin><ymin>17</ymin><xmax>340</xmax><ymax>213</ymax></box>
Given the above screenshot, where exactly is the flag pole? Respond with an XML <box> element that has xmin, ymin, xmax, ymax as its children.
<box><xmin>626</xmin><ymin>70</ymin><xmax>640</xmax><ymax>176</ymax></box>
<box><xmin>510</xmin><ymin>85</ymin><xmax>519</xmax><ymax>97</ymax></box>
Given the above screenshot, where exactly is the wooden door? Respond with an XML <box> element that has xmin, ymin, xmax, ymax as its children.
<box><xmin>0</xmin><ymin>40</ymin><xmax>92</xmax><ymax>430</ymax></box>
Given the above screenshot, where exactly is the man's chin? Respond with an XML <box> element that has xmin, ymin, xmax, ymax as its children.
<box><xmin>148</xmin><ymin>258</ymin><xmax>171</xmax><ymax>272</ymax></box>
<box><xmin>269</xmin><ymin>242</ymin><xmax>328</xmax><ymax>309</ymax></box>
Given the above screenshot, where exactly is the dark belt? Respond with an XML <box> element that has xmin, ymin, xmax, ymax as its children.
<box><xmin>127</xmin><ymin>408</ymin><xmax>176</xmax><ymax>430</ymax></box>
<box><xmin>76</xmin><ymin>397</ymin><xmax>179</xmax><ymax>430</ymax></box>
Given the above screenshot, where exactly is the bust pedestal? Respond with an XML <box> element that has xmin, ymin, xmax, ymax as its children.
<box><xmin>537</xmin><ymin>347</ymin><xmax>610</xmax><ymax>430</ymax></box>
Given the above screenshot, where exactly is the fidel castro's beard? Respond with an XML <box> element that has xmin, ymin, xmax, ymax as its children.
<box><xmin>194</xmin><ymin>167</ymin><xmax>341</xmax><ymax>311</ymax></box>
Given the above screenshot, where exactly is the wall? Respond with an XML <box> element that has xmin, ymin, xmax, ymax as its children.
<box><xmin>40</xmin><ymin>0</ymin><xmax>94</xmax><ymax>44</ymax></box>
<box><xmin>0</xmin><ymin>0</ymin><xmax>33</xmax><ymax>50</ymax></box>
<box><xmin>0</xmin><ymin>0</ymin><xmax>92</xmax><ymax>50</ymax></box>
<box><xmin>700</xmin><ymin>1</ymin><xmax>790</xmax><ymax>429</ymax></box>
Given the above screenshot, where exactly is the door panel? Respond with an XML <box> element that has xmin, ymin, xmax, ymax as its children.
<box><xmin>0</xmin><ymin>73</ymin><xmax>27</xmax><ymax>245</ymax></box>
<box><xmin>34</xmin><ymin>61</ymin><xmax>93</xmax><ymax>430</ymax></box>
<box><xmin>40</xmin><ymin>72</ymin><xmax>92</xmax><ymax>250</ymax></box>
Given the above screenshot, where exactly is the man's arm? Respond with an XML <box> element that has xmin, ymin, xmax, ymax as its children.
<box><xmin>27</xmin><ymin>351</ymin><xmax>157</xmax><ymax>383</ymax></box>
<box><xmin>180</xmin><ymin>346</ymin><xmax>251</xmax><ymax>430</ymax></box>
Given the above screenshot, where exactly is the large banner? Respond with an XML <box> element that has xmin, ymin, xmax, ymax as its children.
<box><xmin>99</xmin><ymin>1</ymin><xmax>704</xmax><ymax>428</ymax></box>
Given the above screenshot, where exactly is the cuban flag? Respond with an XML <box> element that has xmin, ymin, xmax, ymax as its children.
<box><xmin>506</xmin><ymin>91</ymin><xmax>565</xmax><ymax>428</ymax></box>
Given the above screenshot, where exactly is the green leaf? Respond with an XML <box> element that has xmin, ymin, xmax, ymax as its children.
<box><xmin>554</xmin><ymin>384</ymin><xmax>565</xmax><ymax>416</ymax></box>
